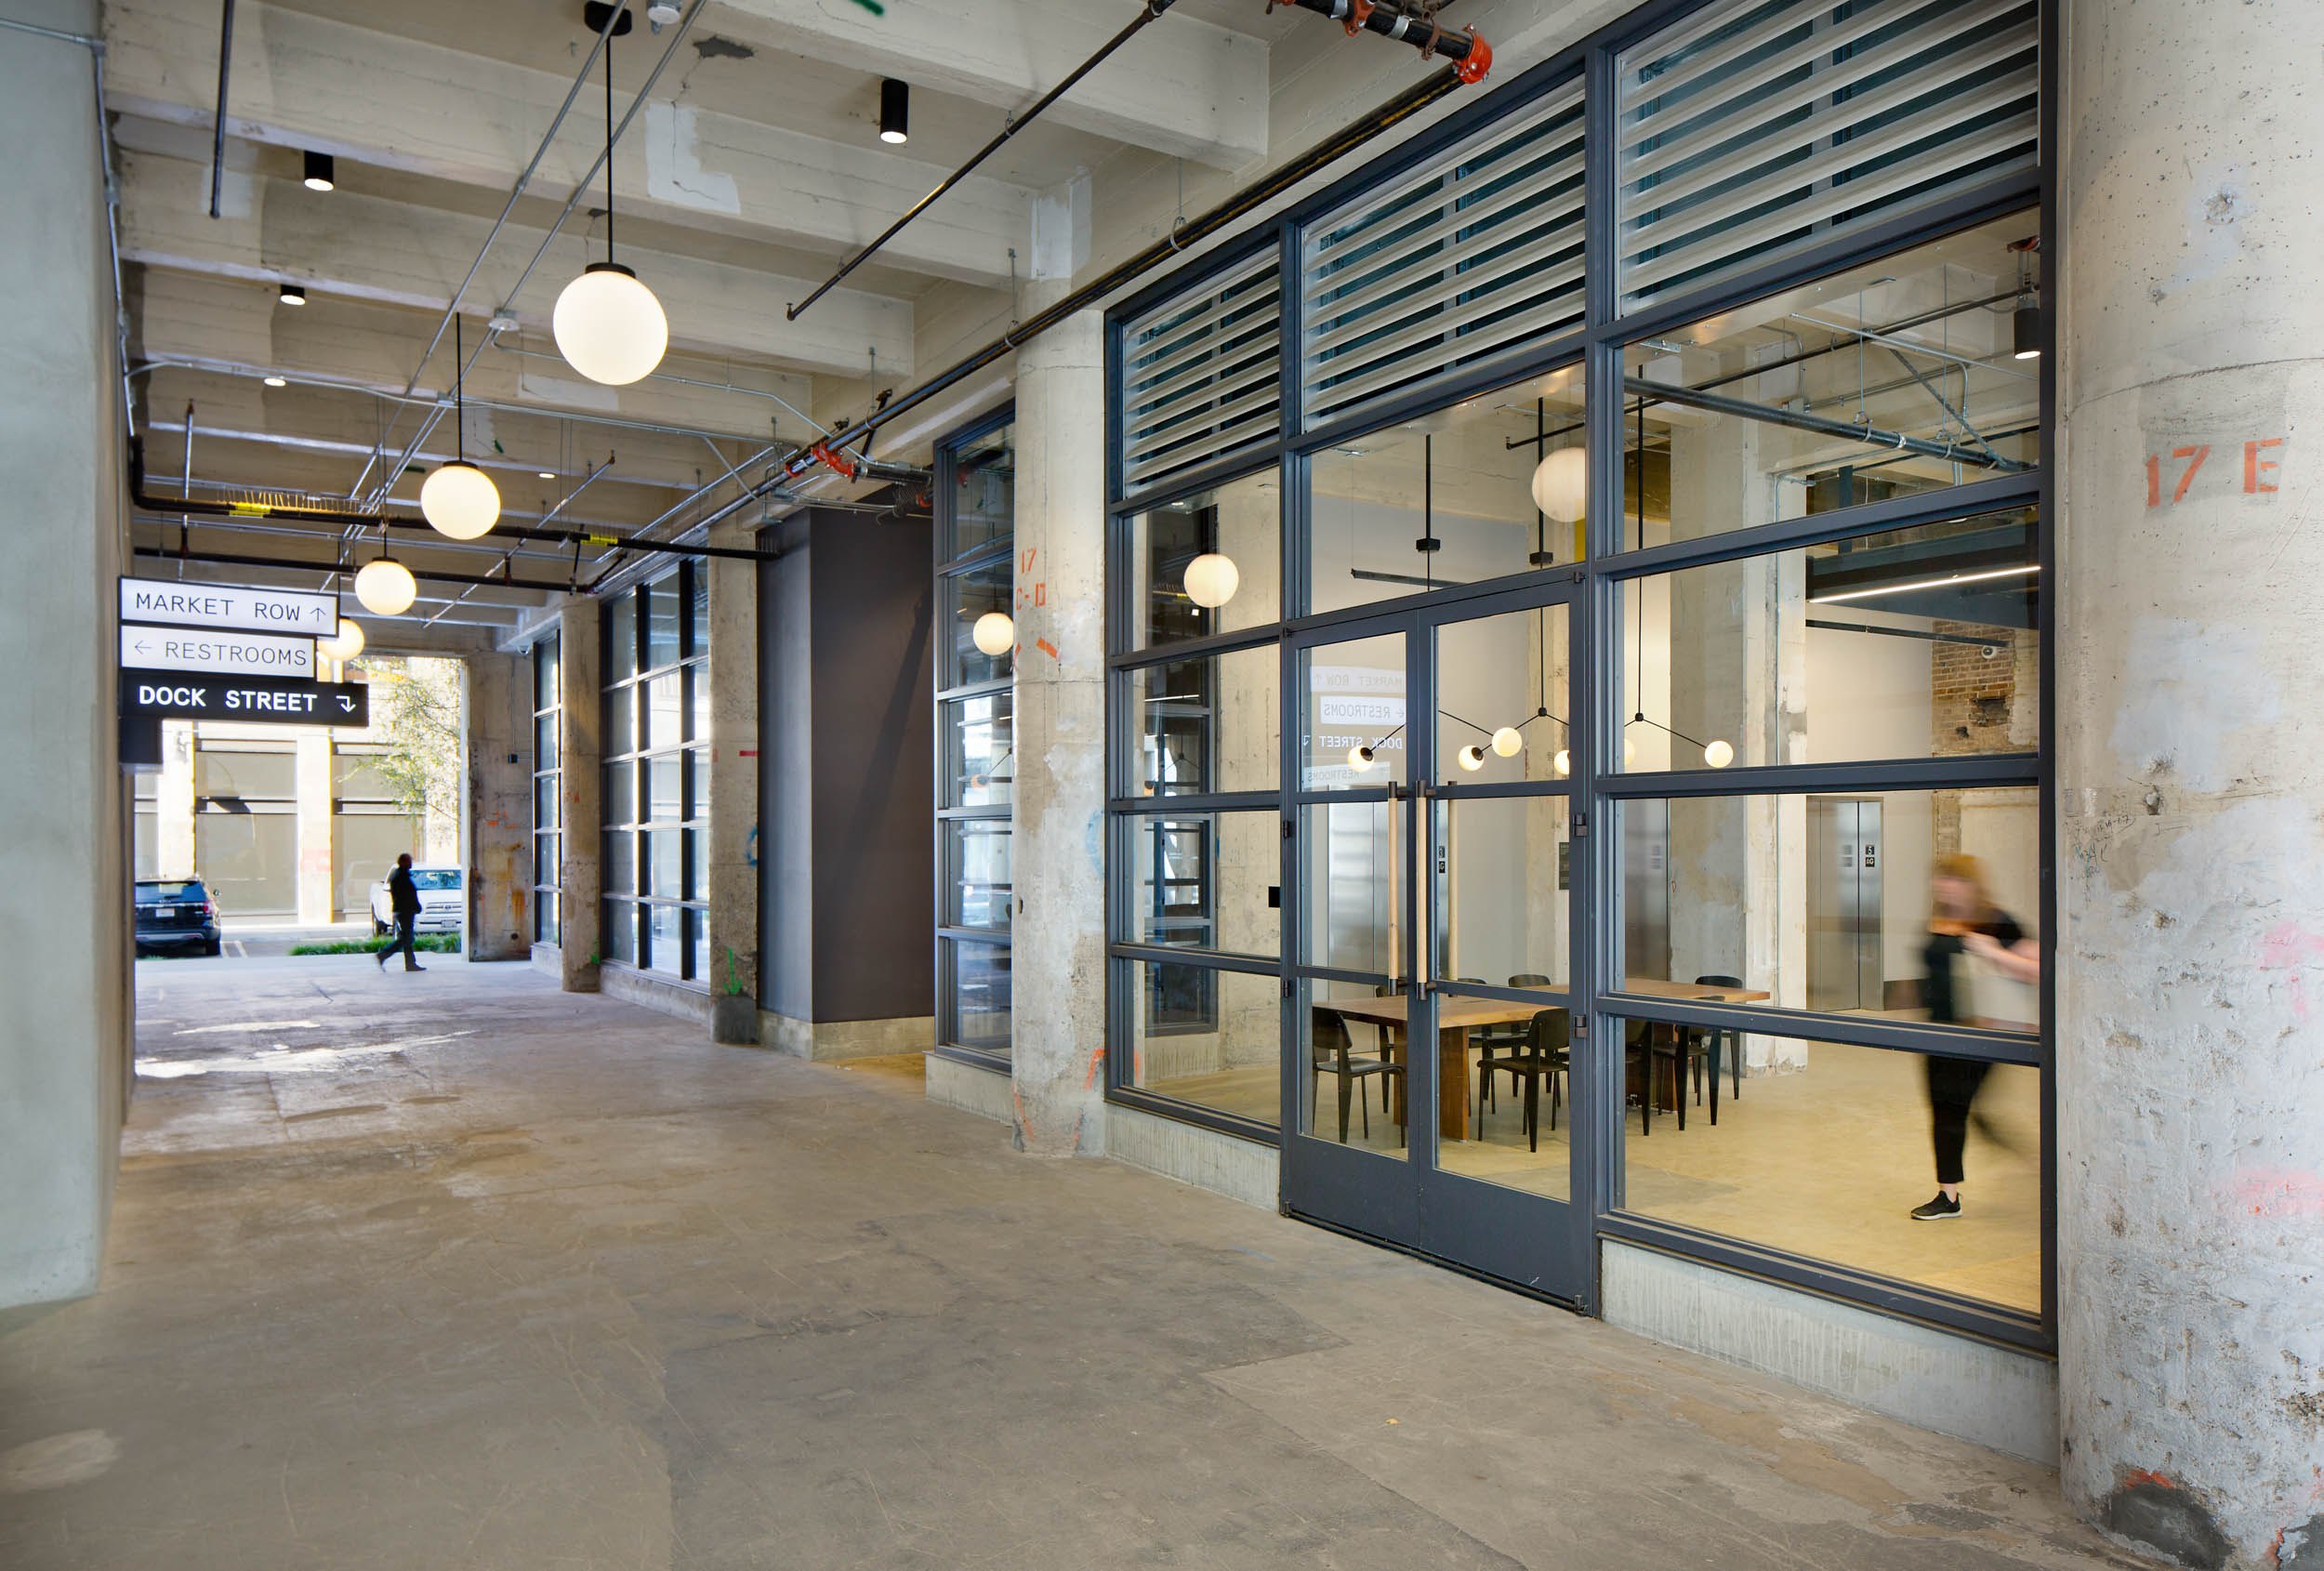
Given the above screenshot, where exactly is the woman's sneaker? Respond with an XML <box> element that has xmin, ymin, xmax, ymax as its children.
<box><xmin>1910</xmin><ymin>1193</ymin><xmax>1962</xmax><ymax>1221</ymax></box>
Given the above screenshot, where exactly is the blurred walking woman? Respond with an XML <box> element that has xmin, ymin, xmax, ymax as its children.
<box><xmin>1911</xmin><ymin>854</ymin><xmax>2039</xmax><ymax>1221</ymax></box>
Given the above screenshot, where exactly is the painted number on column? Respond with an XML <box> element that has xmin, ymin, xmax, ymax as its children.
<box><xmin>2146</xmin><ymin>439</ymin><xmax>2283</xmax><ymax>505</ymax></box>
<box><xmin>1019</xmin><ymin>548</ymin><xmax>1043</xmax><ymax>610</ymax></box>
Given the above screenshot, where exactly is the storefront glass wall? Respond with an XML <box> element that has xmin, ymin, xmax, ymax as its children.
<box><xmin>601</xmin><ymin>567</ymin><xmax>710</xmax><ymax>981</ymax></box>
<box><xmin>1102</xmin><ymin>0</ymin><xmax>2050</xmax><ymax>1348</ymax></box>
<box><xmin>532</xmin><ymin>632</ymin><xmax>561</xmax><ymax>945</ymax></box>
<box><xmin>934</xmin><ymin>416</ymin><xmax>1015</xmax><ymax>1064</ymax></box>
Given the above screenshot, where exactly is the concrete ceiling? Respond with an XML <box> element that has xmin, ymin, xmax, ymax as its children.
<box><xmin>108</xmin><ymin>0</ymin><xmax>1301</xmax><ymax>644</ymax></box>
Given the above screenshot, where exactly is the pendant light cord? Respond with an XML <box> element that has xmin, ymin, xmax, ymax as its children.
<box><xmin>454</xmin><ymin>311</ymin><xmax>465</xmax><ymax>465</ymax></box>
<box><xmin>604</xmin><ymin>25</ymin><xmax>615</xmax><ymax>263</ymax></box>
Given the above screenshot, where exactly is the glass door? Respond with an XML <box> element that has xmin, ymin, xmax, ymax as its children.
<box><xmin>1282</xmin><ymin>580</ymin><xmax>1591</xmax><ymax>1297</ymax></box>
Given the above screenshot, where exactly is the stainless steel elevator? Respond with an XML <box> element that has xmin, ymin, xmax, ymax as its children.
<box><xmin>1806</xmin><ymin>797</ymin><xmax>1884</xmax><ymax>1010</ymax></box>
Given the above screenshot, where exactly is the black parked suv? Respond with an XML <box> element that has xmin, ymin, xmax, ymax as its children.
<box><xmin>135</xmin><ymin>878</ymin><xmax>222</xmax><ymax>957</ymax></box>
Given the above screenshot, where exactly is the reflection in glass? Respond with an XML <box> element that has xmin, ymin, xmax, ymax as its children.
<box><xmin>535</xmin><ymin>633</ymin><xmax>560</xmax><ymax>710</ymax></box>
<box><xmin>1129</xmin><ymin>645</ymin><xmax>1278</xmax><ymax>798</ymax></box>
<box><xmin>602</xmin><ymin>900</ymin><xmax>634</xmax><ymax>962</ymax></box>
<box><xmin>647</xmin><ymin>674</ymin><xmax>683</xmax><ymax>752</ymax></box>
<box><xmin>1127</xmin><ymin>961</ymin><xmax>1278</xmax><ymax>1129</ymax></box>
<box><xmin>645</xmin><ymin>574</ymin><xmax>681</xmax><ymax>671</ymax></box>
<box><xmin>1620</xmin><ymin>508</ymin><xmax>2038</xmax><ymax>772</ymax></box>
<box><xmin>647</xmin><ymin>829</ymin><xmax>680</xmax><ymax>898</ymax></box>
<box><xmin>945</xmin><ymin>821</ymin><xmax>1012</xmax><ymax>931</ymax></box>
<box><xmin>1615</xmin><ymin>787</ymin><xmax>2040</xmax><ymax>1035</ymax></box>
<box><xmin>687</xmin><ymin>750</ymin><xmax>710</xmax><ymax>822</ymax></box>
<box><xmin>649</xmin><ymin>756</ymin><xmax>681</xmax><ymax>822</ymax></box>
<box><xmin>1300</xmin><ymin>800</ymin><xmax>1395</xmax><ymax>974</ymax></box>
<box><xmin>1620</xmin><ymin>210</ymin><xmax>2042</xmax><ymax>553</ymax></box>
<box><xmin>949</xmin><ymin>423</ymin><xmax>1013</xmax><ymax>557</ymax></box>
<box><xmin>688</xmin><ymin>565</ymin><xmax>708</xmax><ymax>661</ymax></box>
<box><xmin>945</xmin><ymin>693</ymin><xmax>1012</xmax><ymax>808</ymax></box>
<box><xmin>1621</xmin><ymin>1035</ymin><xmax>2040</xmax><ymax>1313</ymax></box>
<box><xmin>648</xmin><ymin>902</ymin><xmax>682</xmax><ymax>975</ymax></box>
<box><xmin>1301</xmin><ymin>634</ymin><xmax>1405</xmax><ymax>790</ymax></box>
<box><xmin>1433</xmin><ymin>603</ymin><xmax>1571</xmax><ymax>782</ymax></box>
<box><xmin>1127</xmin><ymin>469</ymin><xmax>1279</xmax><ymax>649</ymax></box>
<box><xmin>1309</xmin><ymin>366</ymin><xmax>1585</xmax><ymax>616</ymax></box>
<box><xmin>608</xmin><ymin>594</ymin><xmax>636</xmax><ymax>682</ymax></box>
<box><xmin>1299</xmin><ymin>978</ymin><xmax>1406</xmax><ymax>1161</ymax></box>
<box><xmin>602</xmin><ymin>760</ymin><xmax>634</xmax><ymax>827</ymax></box>
<box><xmin>604</xmin><ymin>685</ymin><xmax>634</xmax><ymax>758</ymax></box>
<box><xmin>1432</xmin><ymin>798</ymin><xmax>1569</xmax><ymax>990</ymax></box>
<box><xmin>536</xmin><ymin>713</ymin><xmax>559</xmax><ymax>773</ymax></box>
<box><xmin>946</xmin><ymin>556</ymin><xmax>1013</xmax><ymax>687</ymax></box>
<box><xmin>950</xmin><ymin>941</ymin><xmax>1011</xmax><ymax>1057</ymax></box>
<box><xmin>602</xmin><ymin>828</ymin><xmax>635</xmax><ymax>896</ymax></box>
<box><xmin>1124</xmin><ymin>812</ymin><xmax>1277</xmax><ymax>958</ymax></box>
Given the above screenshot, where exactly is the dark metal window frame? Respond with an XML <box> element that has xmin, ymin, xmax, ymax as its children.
<box><xmin>531</xmin><ymin>632</ymin><xmax>562</xmax><ymax>946</ymax></box>
<box><xmin>1098</xmin><ymin>0</ymin><xmax>2057</xmax><ymax>1352</ymax></box>
<box><xmin>932</xmin><ymin>405</ymin><xmax>1017</xmax><ymax>1073</ymax></box>
<box><xmin>600</xmin><ymin>562</ymin><xmax>713</xmax><ymax>986</ymax></box>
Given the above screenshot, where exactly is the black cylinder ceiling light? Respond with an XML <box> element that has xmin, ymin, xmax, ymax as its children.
<box><xmin>879</xmin><ymin>77</ymin><xmax>909</xmax><ymax>144</ymax></box>
<box><xmin>302</xmin><ymin>150</ymin><xmax>335</xmax><ymax>191</ymax></box>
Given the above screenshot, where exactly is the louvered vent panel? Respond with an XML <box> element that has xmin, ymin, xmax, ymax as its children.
<box><xmin>1618</xmin><ymin>0</ymin><xmax>2039</xmax><ymax>309</ymax></box>
<box><xmin>1301</xmin><ymin>83</ymin><xmax>1585</xmax><ymax>429</ymax></box>
<box><xmin>1119</xmin><ymin>252</ymin><xmax>1281</xmax><ymax>496</ymax></box>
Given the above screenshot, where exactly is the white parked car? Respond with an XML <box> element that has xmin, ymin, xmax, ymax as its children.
<box><xmin>369</xmin><ymin>865</ymin><xmax>465</xmax><ymax>935</ymax></box>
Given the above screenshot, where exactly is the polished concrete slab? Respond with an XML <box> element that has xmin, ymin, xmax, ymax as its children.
<box><xmin>0</xmin><ymin>957</ymin><xmax>2139</xmax><ymax>1570</ymax></box>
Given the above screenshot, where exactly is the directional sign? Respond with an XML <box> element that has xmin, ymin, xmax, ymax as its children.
<box><xmin>119</xmin><ymin>577</ymin><xmax>338</xmax><ymax>637</ymax></box>
<box><xmin>119</xmin><ymin>674</ymin><xmax>368</xmax><ymax>727</ymax></box>
<box><xmin>120</xmin><ymin>624</ymin><xmax>315</xmax><ymax>680</ymax></box>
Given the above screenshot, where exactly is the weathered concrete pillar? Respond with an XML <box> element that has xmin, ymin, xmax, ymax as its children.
<box><xmin>556</xmin><ymin>601</ymin><xmax>602</xmax><ymax>990</ymax></box>
<box><xmin>156</xmin><ymin>720</ymin><xmax>195</xmax><ymax>879</ymax></box>
<box><xmin>294</xmin><ymin>731</ymin><xmax>334</xmax><ymax>922</ymax></box>
<box><xmin>0</xmin><ymin>0</ymin><xmax>129</xmax><ymax>1308</ymax></box>
<box><xmin>707</xmin><ymin>522</ymin><xmax>760</xmax><ymax>1042</ymax></box>
<box><xmin>1009</xmin><ymin>299</ymin><xmax>1107</xmax><ymax>1155</ymax></box>
<box><xmin>2058</xmin><ymin>4</ymin><xmax>2324</xmax><ymax>1564</ymax></box>
<box><xmin>462</xmin><ymin>653</ymin><xmax>532</xmax><ymax>960</ymax></box>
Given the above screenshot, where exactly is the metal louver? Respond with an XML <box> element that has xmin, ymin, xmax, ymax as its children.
<box><xmin>1301</xmin><ymin>82</ymin><xmax>1585</xmax><ymax>429</ymax></box>
<box><xmin>1118</xmin><ymin>251</ymin><xmax>1281</xmax><ymax>497</ymax></box>
<box><xmin>1618</xmin><ymin>0</ymin><xmax>2039</xmax><ymax>309</ymax></box>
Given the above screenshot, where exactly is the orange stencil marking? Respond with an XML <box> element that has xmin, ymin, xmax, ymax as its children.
<box><xmin>2247</xmin><ymin>437</ymin><xmax>2284</xmax><ymax>494</ymax></box>
<box><xmin>1035</xmin><ymin>637</ymin><xmax>1060</xmax><ymax>659</ymax></box>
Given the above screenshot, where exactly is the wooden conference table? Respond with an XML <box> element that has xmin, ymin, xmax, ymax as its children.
<box><xmin>1322</xmin><ymin>979</ymin><xmax>1772</xmax><ymax>1140</ymax></box>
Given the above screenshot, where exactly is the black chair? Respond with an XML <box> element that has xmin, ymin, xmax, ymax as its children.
<box><xmin>1474</xmin><ymin>973</ymin><xmax>1554</xmax><ymax>1110</ymax></box>
<box><xmin>1312</xmin><ymin>1008</ymin><xmax>1404</xmax><ymax>1145</ymax></box>
<box><xmin>1688</xmin><ymin>974</ymin><xmax>1746</xmax><ymax>1102</ymax></box>
<box><xmin>1475</xmin><ymin>1009</ymin><xmax>1570</xmax><ymax>1152</ymax></box>
<box><xmin>1644</xmin><ymin>1013</ymin><xmax>1719</xmax><ymax>1132</ymax></box>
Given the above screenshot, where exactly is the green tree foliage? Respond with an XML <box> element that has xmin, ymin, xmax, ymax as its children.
<box><xmin>362</xmin><ymin>656</ymin><xmax>464</xmax><ymax>825</ymax></box>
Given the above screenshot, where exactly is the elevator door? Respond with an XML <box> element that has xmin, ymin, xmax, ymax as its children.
<box><xmin>1806</xmin><ymin>797</ymin><xmax>1883</xmax><ymax>1011</ymax></box>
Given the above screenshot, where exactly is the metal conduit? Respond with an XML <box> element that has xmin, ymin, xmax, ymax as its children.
<box><xmin>786</xmin><ymin>0</ymin><xmax>1182</xmax><ymax>323</ymax></box>
<box><xmin>694</xmin><ymin>61</ymin><xmax>1475</xmax><ymax>532</ymax></box>
<box><xmin>1623</xmin><ymin>377</ymin><xmax>2028</xmax><ymax>472</ymax></box>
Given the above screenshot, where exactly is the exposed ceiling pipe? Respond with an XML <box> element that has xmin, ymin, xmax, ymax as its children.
<box><xmin>711</xmin><ymin>59</ymin><xmax>1474</xmax><ymax>520</ymax></box>
<box><xmin>133</xmin><ymin>544</ymin><xmax>577</xmax><ymax>594</ymax></box>
<box><xmin>786</xmin><ymin>0</ymin><xmax>1182</xmax><ymax>323</ymax></box>
<box><xmin>1623</xmin><ymin>378</ymin><xmax>2027</xmax><ymax>472</ymax></box>
<box><xmin>1276</xmin><ymin>0</ymin><xmax>1492</xmax><ymax>82</ymax></box>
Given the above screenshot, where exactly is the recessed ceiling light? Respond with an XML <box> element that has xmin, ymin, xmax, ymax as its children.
<box><xmin>263</xmin><ymin>375</ymin><xmax>287</xmax><ymax>388</ymax></box>
<box><xmin>279</xmin><ymin>284</ymin><xmax>306</xmax><ymax>306</ymax></box>
<box><xmin>539</xmin><ymin>470</ymin><xmax>556</xmax><ymax>480</ymax></box>
<box><xmin>302</xmin><ymin>151</ymin><xmax>335</xmax><ymax>191</ymax></box>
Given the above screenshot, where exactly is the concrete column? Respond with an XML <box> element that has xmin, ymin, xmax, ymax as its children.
<box><xmin>462</xmin><ymin>653</ymin><xmax>531</xmax><ymax>960</ymax></box>
<box><xmin>707</xmin><ymin>522</ymin><xmax>760</xmax><ymax>1042</ymax></box>
<box><xmin>156</xmin><ymin>720</ymin><xmax>195</xmax><ymax>878</ymax></box>
<box><xmin>294</xmin><ymin>731</ymin><xmax>334</xmax><ymax>923</ymax></box>
<box><xmin>2058</xmin><ymin>5</ymin><xmax>2324</xmax><ymax>1565</ymax></box>
<box><xmin>557</xmin><ymin>601</ymin><xmax>602</xmax><ymax>990</ymax></box>
<box><xmin>0</xmin><ymin>0</ymin><xmax>129</xmax><ymax>1308</ymax></box>
<box><xmin>1009</xmin><ymin>301</ymin><xmax>1107</xmax><ymax>1155</ymax></box>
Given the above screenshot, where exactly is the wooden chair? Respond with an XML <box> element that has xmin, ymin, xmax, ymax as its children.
<box><xmin>1475</xmin><ymin>1009</ymin><xmax>1570</xmax><ymax>1152</ymax></box>
<box><xmin>1312</xmin><ymin>1008</ymin><xmax>1404</xmax><ymax>1145</ymax></box>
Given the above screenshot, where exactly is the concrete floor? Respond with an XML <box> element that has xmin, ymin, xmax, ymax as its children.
<box><xmin>0</xmin><ymin>957</ymin><xmax>2142</xmax><ymax>1570</ymax></box>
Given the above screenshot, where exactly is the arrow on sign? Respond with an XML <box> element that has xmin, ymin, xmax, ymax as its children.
<box><xmin>338</xmin><ymin>696</ymin><xmax>355</xmax><ymax>713</ymax></box>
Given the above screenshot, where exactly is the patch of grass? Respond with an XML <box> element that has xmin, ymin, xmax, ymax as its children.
<box><xmin>288</xmin><ymin>933</ymin><xmax>460</xmax><ymax>957</ymax></box>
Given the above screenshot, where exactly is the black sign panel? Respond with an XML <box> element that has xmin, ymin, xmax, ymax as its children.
<box><xmin>118</xmin><ymin>674</ymin><xmax>369</xmax><ymax>727</ymax></box>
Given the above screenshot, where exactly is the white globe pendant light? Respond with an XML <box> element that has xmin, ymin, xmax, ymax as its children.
<box><xmin>422</xmin><ymin>312</ymin><xmax>500</xmax><ymax>539</ymax></box>
<box><xmin>1491</xmin><ymin>725</ymin><xmax>1524</xmax><ymax>759</ymax></box>
<box><xmin>1457</xmin><ymin>744</ymin><xmax>1486</xmax><ymax>772</ymax></box>
<box><xmin>971</xmin><ymin>611</ymin><xmax>1015</xmax><ymax>657</ymax></box>
<box><xmin>1703</xmin><ymin>737</ymin><xmax>1735</xmax><ymax>769</ymax></box>
<box><xmin>421</xmin><ymin>460</ymin><xmax>500</xmax><ymax>540</ymax></box>
<box><xmin>1529</xmin><ymin>445</ymin><xmax>1588</xmax><ymax>522</ymax></box>
<box><xmin>355</xmin><ymin>555</ymin><xmax>416</xmax><ymax>616</ymax></box>
<box><xmin>1183</xmin><ymin>552</ymin><xmax>1239</xmax><ymax>610</ymax></box>
<box><xmin>1552</xmin><ymin>748</ymin><xmax>1572</xmax><ymax>777</ymax></box>
<box><xmin>554</xmin><ymin>26</ymin><xmax>667</xmax><ymax>387</ymax></box>
<box><xmin>1347</xmin><ymin>744</ymin><xmax>1376</xmax><ymax>772</ymax></box>
<box><xmin>318</xmin><ymin>619</ymin><xmax>365</xmax><ymax>661</ymax></box>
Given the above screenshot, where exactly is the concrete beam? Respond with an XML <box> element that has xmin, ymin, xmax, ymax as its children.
<box><xmin>706</xmin><ymin>0</ymin><xmax>1269</xmax><ymax>172</ymax></box>
<box><xmin>101</xmin><ymin>0</ymin><xmax>1034</xmax><ymax>286</ymax></box>
<box><xmin>132</xmin><ymin>271</ymin><xmax>812</xmax><ymax>449</ymax></box>
<box><xmin>119</xmin><ymin>151</ymin><xmax>912</xmax><ymax>380</ymax></box>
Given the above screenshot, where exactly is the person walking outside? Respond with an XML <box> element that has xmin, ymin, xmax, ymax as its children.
<box><xmin>377</xmin><ymin>852</ymin><xmax>426</xmax><ymax>973</ymax></box>
<box><xmin>1910</xmin><ymin>853</ymin><xmax>2038</xmax><ymax>1220</ymax></box>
